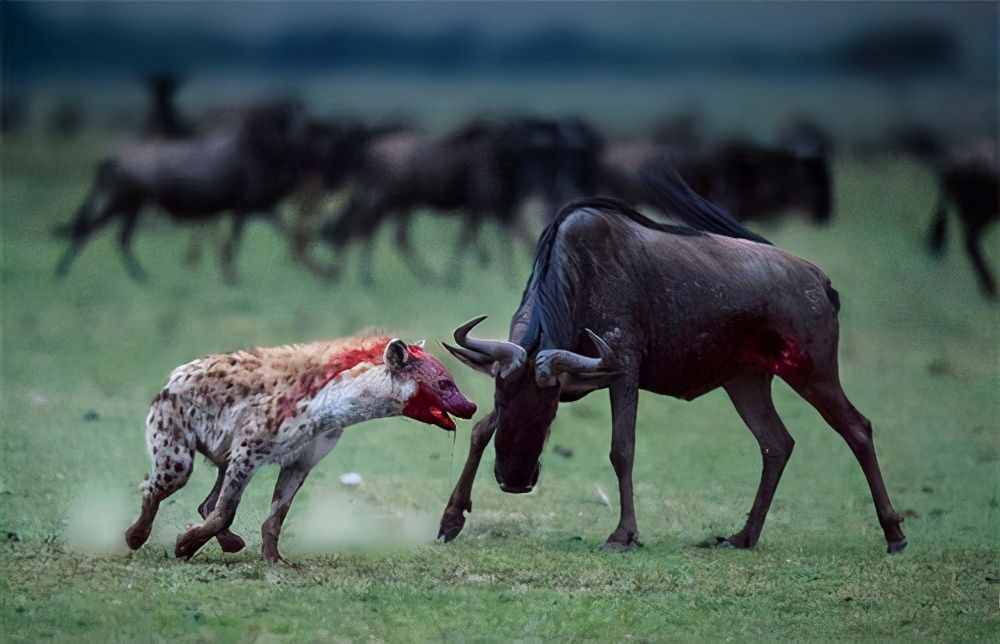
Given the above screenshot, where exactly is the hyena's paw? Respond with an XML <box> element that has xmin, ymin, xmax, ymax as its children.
<box><xmin>216</xmin><ymin>530</ymin><xmax>246</xmax><ymax>553</ymax></box>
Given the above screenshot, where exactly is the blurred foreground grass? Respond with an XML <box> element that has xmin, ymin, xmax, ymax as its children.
<box><xmin>1</xmin><ymin>135</ymin><xmax>998</xmax><ymax>641</ymax></box>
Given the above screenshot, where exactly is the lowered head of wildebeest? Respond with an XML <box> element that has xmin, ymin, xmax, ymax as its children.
<box><xmin>444</xmin><ymin>316</ymin><xmax>622</xmax><ymax>493</ymax></box>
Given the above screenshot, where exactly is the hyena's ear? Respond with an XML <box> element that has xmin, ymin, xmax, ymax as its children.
<box><xmin>384</xmin><ymin>338</ymin><xmax>410</xmax><ymax>372</ymax></box>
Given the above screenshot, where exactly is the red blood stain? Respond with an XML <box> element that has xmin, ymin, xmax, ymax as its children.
<box><xmin>741</xmin><ymin>332</ymin><xmax>812</xmax><ymax>386</ymax></box>
<box><xmin>403</xmin><ymin>382</ymin><xmax>455</xmax><ymax>431</ymax></box>
<box><xmin>275</xmin><ymin>337</ymin><xmax>391</xmax><ymax>426</ymax></box>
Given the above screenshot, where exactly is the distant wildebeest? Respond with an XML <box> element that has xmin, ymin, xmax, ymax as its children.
<box><xmin>681</xmin><ymin>140</ymin><xmax>834</xmax><ymax>225</ymax></box>
<box><xmin>55</xmin><ymin>100</ymin><xmax>313</xmax><ymax>283</ymax></box>
<box><xmin>599</xmin><ymin>138</ymin><xmax>833</xmax><ymax>225</ymax></box>
<box><xmin>48</xmin><ymin>98</ymin><xmax>85</xmax><ymax>140</ymax></box>
<box><xmin>927</xmin><ymin>146</ymin><xmax>999</xmax><ymax>298</ymax></box>
<box><xmin>1</xmin><ymin>94</ymin><xmax>27</xmax><ymax>134</ymax></box>
<box><xmin>124</xmin><ymin>335</ymin><xmax>476</xmax><ymax>563</ymax></box>
<box><xmin>288</xmin><ymin>117</ymin><xmax>412</xmax><ymax>278</ymax></box>
<box><xmin>317</xmin><ymin>117</ymin><xmax>589</xmax><ymax>285</ymax></box>
<box><xmin>142</xmin><ymin>74</ymin><xmax>193</xmax><ymax>140</ymax></box>
<box><xmin>437</xmin><ymin>168</ymin><xmax>906</xmax><ymax>554</ymax></box>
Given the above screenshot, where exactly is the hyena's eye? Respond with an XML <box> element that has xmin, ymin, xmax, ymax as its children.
<box><xmin>437</xmin><ymin>379</ymin><xmax>454</xmax><ymax>391</ymax></box>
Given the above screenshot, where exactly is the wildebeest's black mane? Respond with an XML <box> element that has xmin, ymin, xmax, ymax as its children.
<box><xmin>517</xmin><ymin>166</ymin><xmax>771</xmax><ymax>352</ymax></box>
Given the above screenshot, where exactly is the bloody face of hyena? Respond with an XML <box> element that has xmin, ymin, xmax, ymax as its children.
<box><xmin>385</xmin><ymin>340</ymin><xmax>477</xmax><ymax>430</ymax></box>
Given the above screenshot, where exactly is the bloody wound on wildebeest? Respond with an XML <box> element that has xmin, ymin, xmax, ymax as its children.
<box><xmin>438</xmin><ymin>166</ymin><xmax>906</xmax><ymax>553</ymax></box>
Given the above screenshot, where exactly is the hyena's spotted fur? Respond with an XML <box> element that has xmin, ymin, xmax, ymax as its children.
<box><xmin>125</xmin><ymin>335</ymin><xmax>476</xmax><ymax>563</ymax></box>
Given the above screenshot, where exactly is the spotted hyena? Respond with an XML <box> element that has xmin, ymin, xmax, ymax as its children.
<box><xmin>124</xmin><ymin>335</ymin><xmax>476</xmax><ymax>563</ymax></box>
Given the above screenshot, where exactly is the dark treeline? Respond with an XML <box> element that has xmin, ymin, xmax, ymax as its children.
<box><xmin>3</xmin><ymin>3</ymin><xmax>966</xmax><ymax>81</ymax></box>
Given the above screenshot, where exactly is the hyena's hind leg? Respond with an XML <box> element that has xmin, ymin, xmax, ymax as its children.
<box><xmin>198</xmin><ymin>463</ymin><xmax>247</xmax><ymax>553</ymax></box>
<box><xmin>125</xmin><ymin>398</ymin><xmax>196</xmax><ymax>550</ymax></box>
<box><xmin>175</xmin><ymin>444</ymin><xmax>263</xmax><ymax>560</ymax></box>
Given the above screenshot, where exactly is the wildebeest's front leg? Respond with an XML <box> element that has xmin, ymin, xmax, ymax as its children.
<box><xmin>261</xmin><ymin>428</ymin><xmax>344</xmax><ymax>564</ymax></box>
<box><xmin>438</xmin><ymin>412</ymin><xmax>497</xmax><ymax>542</ymax></box>
<box><xmin>603</xmin><ymin>377</ymin><xmax>641</xmax><ymax>550</ymax></box>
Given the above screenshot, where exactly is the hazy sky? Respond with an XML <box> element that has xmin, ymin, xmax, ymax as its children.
<box><xmin>38</xmin><ymin>1</ymin><xmax>996</xmax><ymax>52</ymax></box>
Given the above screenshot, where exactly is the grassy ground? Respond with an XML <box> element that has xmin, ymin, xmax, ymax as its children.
<box><xmin>2</xmin><ymin>135</ymin><xmax>998</xmax><ymax>641</ymax></box>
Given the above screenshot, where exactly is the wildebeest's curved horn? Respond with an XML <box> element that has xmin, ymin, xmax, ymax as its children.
<box><xmin>444</xmin><ymin>315</ymin><xmax>526</xmax><ymax>378</ymax></box>
<box><xmin>534</xmin><ymin>329</ymin><xmax>624</xmax><ymax>389</ymax></box>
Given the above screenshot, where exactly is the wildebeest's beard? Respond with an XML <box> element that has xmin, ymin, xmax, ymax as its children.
<box><xmin>492</xmin><ymin>370</ymin><xmax>560</xmax><ymax>494</ymax></box>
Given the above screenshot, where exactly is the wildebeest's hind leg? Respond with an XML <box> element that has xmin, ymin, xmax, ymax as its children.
<box><xmin>394</xmin><ymin>212</ymin><xmax>438</xmax><ymax>281</ymax></box>
<box><xmin>444</xmin><ymin>216</ymin><xmax>483</xmax><ymax>287</ymax></box>
<box><xmin>117</xmin><ymin>208</ymin><xmax>148</xmax><ymax>282</ymax></box>
<box><xmin>603</xmin><ymin>377</ymin><xmax>641</xmax><ymax>551</ymax></box>
<box><xmin>175</xmin><ymin>451</ymin><xmax>259</xmax><ymax>560</ymax></box>
<box><xmin>219</xmin><ymin>212</ymin><xmax>248</xmax><ymax>285</ymax></box>
<box><xmin>54</xmin><ymin>197</ymin><xmax>124</xmax><ymax>278</ymax></box>
<box><xmin>926</xmin><ymin>193</ymin><xmax>949</xmax><ymax>256</ymax></box>
<box><xmin>125</xmin><ymin>404</ymin><xmax>196</xmax><ymax>550</ymax></box>
<box><xmin>963</xmin><ymin>221</ymin><xmax>996</xmax><ymax>298</ymax></box>
<box><xmin>197</xmin><ymin>463</ymin><xmax>247</xmax><ymax>553</ymax></box>
<box><xmin>792</xmin><ymin>374</ymin><xmax>907</xmax><ymax>553</ymax></box>
<box><xmin>438</xmin><ymin>413</ymin><xmax>497</xmax><ymax>542</ymax></box>
<box><xmin>707</xmin><ymin>374</ymin><xmax>794</xmax><ymax>549</ymax></box>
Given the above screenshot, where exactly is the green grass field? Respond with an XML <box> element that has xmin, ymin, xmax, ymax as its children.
<box><xmin>2</xmin><ymin>135</ymin><xmax>998</xmax><ymax>641</ymax></box>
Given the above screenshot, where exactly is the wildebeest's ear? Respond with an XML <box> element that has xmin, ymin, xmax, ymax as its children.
<box><xmin>441</xmin><ymin>342</ymin><xmax>498</xmax><ymax>377</ymax></box>
<box><xmin>384</xmin><ymin>338</ymin><xmax>410</xmax><ymax>372</ymax></box>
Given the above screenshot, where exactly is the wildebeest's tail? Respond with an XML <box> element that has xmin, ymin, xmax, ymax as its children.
<box><xmin>639</xmin><ymin>163</ymin><xmax>772</xmax><ymax>245</ymax></box>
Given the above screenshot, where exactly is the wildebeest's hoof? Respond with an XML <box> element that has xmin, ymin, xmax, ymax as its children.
<box><xmin>217</xmin><ymin>530</ymin><xmax>246</xmax><ymax>553</ymax></box>
<box><xmin>601</xmin><ymin>532</ymin><xmax>642</xmax><ymax>552</ymax></box>
<box><xmin>437</xmin><ymin>507</ymin><xmax>467</xmax><ymax>543</ymax></box>
<box><xmin>697</xmin><ymin>535</ymin><xmax>750</xmax><ymax>549</ymax></box>
<box><xmin>887</xmin><ymin>538</ymin><xmax>908</xmax><ymax>554</ymax></box>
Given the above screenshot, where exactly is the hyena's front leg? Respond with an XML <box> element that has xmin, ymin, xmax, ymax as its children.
<box><xmin>261</xmin><ymin>428</ymin><xmax>343</xmax><ymax>564</ymax></box>
<box><xmin>175</xmin><ymin>452</ymin><xmax>259</xmax><ymax>560</ymax></box>
<box><xmin>198</xmin><ymin>463</ymin><xmax>247</xmax><ymax>554</ymax></box>
<box><xmin>261</xmin><ymin>464</ymin><xmax>310</xmax><ymax>565</ymax></box>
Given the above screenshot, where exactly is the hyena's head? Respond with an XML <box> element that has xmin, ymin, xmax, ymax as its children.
<box><xmin>383</xmin><ymin>339</ymin><xmax>476</xmax><ymax>431</ymax></box>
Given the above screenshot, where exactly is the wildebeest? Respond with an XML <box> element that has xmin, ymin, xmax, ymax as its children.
<box><xmin>313</xmin><ymin>116</ymin><xmax>603</xmax><ymax>284</ymax></box>
<box><xmin>681</xmin><ymin>140</ymin><xmax>834</xmax><ymax>224</ymax></box>
<box><xmin>599</xmin><ymin>138</ymin><xmax>833</xmax><ymax>225</ymax></box>
<box><xmin>142</xmin><ymin>74</ymin><xmax>193</xmax><ymax>140</ymax></box>
<box><xmin>1</xmin><ymin>94</ymin><xmax>27</xmax><ymax>134</ymax></box>
<box><xmin>124</xmin><ymin>335</ymin><xmax>476</xmax><ymax>563</ymax></box>
<box><xmin>316</xmin><ymin>119</ymin><xmax>531</xmax><ymax>284</ymax></box>
<box><xmin>927</xmin><ymin>146</ymin><xmax>999</xmax><ymax>298</ymax></box>
<box><xmin>48</xmin><ymin>98</ymin><xmax>85</xmax><ymax>140</ymax></box>
<box><xmin>55</xmin><ymin>100</ymin><xmax>313</xmax><ymax>283</ymax></box>
<box><xmin>437</xmin><ymin>168</ymin><xmax>906</xmax><ymax>553</ymax></box>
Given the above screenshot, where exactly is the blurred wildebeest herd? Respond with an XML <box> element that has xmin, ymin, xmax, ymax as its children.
<box><xmin>5</xmin><ymin>75</ymin><xmax>995</xmax><ymax>297</ymax></box>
